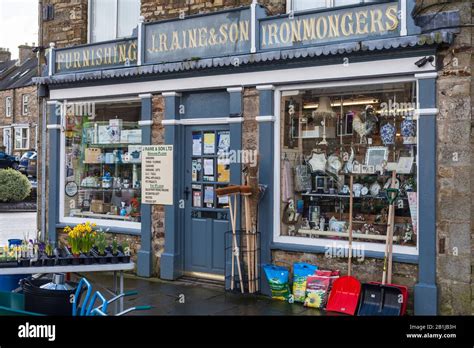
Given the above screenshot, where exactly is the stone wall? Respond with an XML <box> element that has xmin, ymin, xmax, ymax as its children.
<box><xmin>432</xmin><ymin>0</ymin><xmax>473</xmax><ymax>315</ymax></box>
<box><xmin>41</xmin><ymin>0</ymin><xmax>88</xmax><ymax>48</ymax></box>
<box><xmin>141</xmin><ymin>0</ymin><xmax>285</xmax><ymax>21</ymax></box>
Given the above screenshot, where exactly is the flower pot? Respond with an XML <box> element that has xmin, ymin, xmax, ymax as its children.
<box><xmin>97</xmin><ymin>254</ymin><xmax>107</xmax><ymax>264</ymax></box>
<box><xmin>20</xmin><ymin>259</ymin><xmax>30</xmax><ymax>267</ymax></box>
<box><xmin>31</xmin><ymin>260</ymin><xmax>42</xmax><ymax>267</ymax></box>
<box><xmin>121</xmin><ymin>255</ymin><xmax>131</xmax><ymax>263</ymax></box>
<box><xmin>111</xmin><ymin>254</ymin><xmax>119</xmax><ymax>264</ymax></box>
<box><xmin>42</xmin><ymin>257</ymin><xmax>55</xmax><ymax>267</ymax></box>
<box><xmin>71</xmin><ymin>255</ymin><xmax>81</xmax><ymax>266</ymax></box>
<box><xmin>58</xmin><ymin>257</ymin><xmax>71</xmax><ymax>266</ymax></box>
<box><xmin>81</xmin><ymin>253</ymin><xmax>95</xmax><ymax>265</ymax></box>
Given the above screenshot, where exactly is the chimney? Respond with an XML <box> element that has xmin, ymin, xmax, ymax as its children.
<box><xmin>0</xmin><ymin>48</ymin><xmax>11</xmax><ymax>62</ymax></box>
<box><xmin>18</xmin><ymin>43</ymin><xmax>34</xmax><ymax>64</ymax></box>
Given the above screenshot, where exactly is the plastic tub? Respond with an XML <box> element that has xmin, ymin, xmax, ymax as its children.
<box><xmin>0</xmin><ymin>275</ymin><xmax>26</xmax><ymax>292</ymax></box>
<box><xmin>22</xmin><ymin>278</ymin><xmax>77</xmax><ymax>316</ymax></box>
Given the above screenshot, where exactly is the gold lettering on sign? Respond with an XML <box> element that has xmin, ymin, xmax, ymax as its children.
<box><xmin>240</xmin><ymin>21</ymin><xmax>249</xmax><ymax>41</ymax></box>
<box><xmin>188</xmin><ymin>29</ymin><xmax>197</xmax><ymax>48</ymax></box>
<box><xmin>220</xmin><ymin>24</ymin><xmax>228</xmax><ymax>44</ymax></box>
<box><xmin>171</xmin><ymin>31</ymin><xmax>181</xmax><ymax>50</ymax></box>
<box><xmin>73</xmin><ymin>52</ymin><xmax>80</xmax><ymax>68</ymax></box>
<box><xmin>291</xmin><ymin>20</ymin><xmax>301</xmax><ymax>42</ymax></box>
<box><xmin>268</xmin><ymin>23</ymin><xmax>278</xmax><ymax>45</ymax></box>
<box><xmin>119</xmin><ymin>44</ymin><xmax>127</xmax><ymax>62</ymax></box>
<box><xmin>370</xmin><ymin>9</ymin><xmax>384</xmax><ymax>33</ymax></box>
<box><xmin>328</xmin><ymin>14</ymin><xmax>340</xmax><ymax>38</ymax></box>
<box><xmin>302</xmin><ymin>17</ymin><xmax>316</xmax><ymax>41</ymax></box>
<box><xmin>316</xmin><ymin>17</ymin><xmax>328</xmax><ymax>39</ymax></box>
<box><xmin>279</xmin><ymin>22</ymin><xmax>290</xmax><ymax>44</ymax></box>
<box><xmin>198</xmin><ymin>27</ymin><xmax>207</xmax><ymax>47</ymax></box>
<box><xmin>341</xmin><ymin>13</ymin><xmax>354</xmax><ymax>36</ymax></box>
<box><xmin>160</xmin><ymin>33</ymin><xmax>168</xmax><ymax>52</ymax></box>
<box><xmin>129</xmin><ymin>42</ymin><xmax>137</xmax><ymax>61</ymax></box>
<box><xmin>385</xmin><ymin>6</ymin><xmax>399</xmax><ymax>31</ymax></box>
<box><xmin>356</xmin><ymin>11</ymin><xmax>369</xmax><ymax>35</ymax></box>
<box><xmin>82</xmin><ymin>50</ymin><xmax>90</xmax><ymax>67</ymax></box>
<box><xmin>229</xmin><ymin>23</ymin><xmax>239</xmax><ymax>43</ymax></box>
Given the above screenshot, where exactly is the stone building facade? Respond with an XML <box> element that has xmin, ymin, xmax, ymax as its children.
<box><xmin>0</xmin><ymin>46</ymin><xmax>39</xmax><ymax>158</ymax></box>
<box><xmin>37</xmin><ymin>0</ymin><xmax>473</xmax><ymax>315</ymax></box>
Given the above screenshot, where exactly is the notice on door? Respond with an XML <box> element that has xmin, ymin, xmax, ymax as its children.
<box><xmin>142</xmin><ymin>145</ymin><xmax>174</xmax><ymax>205</ymax></box>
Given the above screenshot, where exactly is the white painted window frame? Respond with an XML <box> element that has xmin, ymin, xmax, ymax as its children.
<box><xmin>273</xmin><ymin>77</ymin><xmax>419</xmax><ymax>256</ymax></box>
<box><xmin>58</xmin><ymin>97</ymin><xmax>141</xmax><ymax>230</ymax></box>
<box><xmin>22</xmin><ymin>94</ymin><xmax>29</xmax><ymax>116</ymax></box>
<box><xmin>14</xmin><ymin>127</ymin><xmax>29</xmax><ymax>150</ymax></box>
<box><xmin>87</xmin><ymin>0</ymin><xmax>138</xmax><ymax>43</ymax></box>
<box><xmin>5</xmin><ymin>97</ymin><xmax>12</xmax><ymax>117</ymax></box>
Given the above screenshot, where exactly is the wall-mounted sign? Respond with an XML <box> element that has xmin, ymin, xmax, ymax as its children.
<box><xmin>259</xmin><ymin>3</ymin><xmax>399</xmax><ymax>50</ymax></box>
<box><xmin>142</xmin><ymin>145</ymin><xmax>174</xmax><ymax>205</ymax></box>
<box><xmin>144</xmin><ymin>8</ymin><xmax>252</xmax><ymax>64</ymax></box>
<box><xmin>55</xmin><ymin>38</ymin><xmax>138</xmax><ymax>74</ymax></box>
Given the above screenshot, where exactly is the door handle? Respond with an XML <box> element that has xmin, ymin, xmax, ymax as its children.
<box><xmin>184</xmin><ymin>187</ymin><xmax>190</xmax><ymax>200</ymax></box>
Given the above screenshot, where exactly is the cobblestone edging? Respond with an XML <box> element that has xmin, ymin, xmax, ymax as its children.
<box><xmin>0</xmin><ymin>202</ymin><xmax>37</xmax><ymax>212</ymax></box>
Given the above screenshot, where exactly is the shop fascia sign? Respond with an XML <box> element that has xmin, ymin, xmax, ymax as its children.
<box><xmin>54</xmin><ymin>39</ymin><xmax>138</xmax><ymax>74</ymax></box>
<box><xmin>259</xmin><ymin>2</ymin><xmax>400</xmax><ymax>50</ymax></box>
<box><xmin>50</xmin><ymin>2</ymin><xmax>407</xmax><ymax>75</ymax></box>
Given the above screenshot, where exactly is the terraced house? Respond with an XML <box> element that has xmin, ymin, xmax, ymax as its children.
<box><xmin>0</xmin><ymin>46</ymin><xmax>38</xmax><ymax>158</ymax></box>
<box><xmin>34</xmin><ymin>0</ymin><xmax>473</xmax><ymax>315</ymax></box>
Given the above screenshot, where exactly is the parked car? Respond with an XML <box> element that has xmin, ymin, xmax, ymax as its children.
<box><xmin>26</xmin><ymin>152</ymin><xmax>37</xmax><ymax>177</ymax></box>
<box><xmin>0</xmin><ymin>151</ymin><xmax>19</xmax><ymax>170</ymax></box>
<box><xmin>18</xmin><ymin>151</ymin><xmax>36</xmax><ymax>174</ymax></box>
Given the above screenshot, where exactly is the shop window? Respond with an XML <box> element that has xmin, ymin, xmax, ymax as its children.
<box><xmin>62</xmin><ymin>101</ymin><xmax>142</xmax><ymax>229</ymax></box>
<box><xmin>14</xmin><ymin>127</ymin><xmax>29</xmax><ymax>149</ymax></box>
<box><xmin>279</xmin><ymin>82</ymin><xmax>418</xmax><ymax>253</ymax></box>
<box><xmin>5</xmin><ymin>97</ymin><xmax>12</xmax><ymax>117</ymax></box>
<box><xmin>291</xmin><ymin>0</ymin><xmax>385</xmax><ymax>12</ymax></box>
<box><xmin>22</xmin><ymin>94</ymin><xmax>29</xmax><ymax>116</ymax></box>
<box><xmin>89</xmin><ymin>0</ymin><xmax>140</xmax><ymax>43</ymax></box>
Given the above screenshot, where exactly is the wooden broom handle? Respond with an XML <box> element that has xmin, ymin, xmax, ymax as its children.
<box><xmin>348</xmin><ymin>175</ymin><xmax>354</xmax><ymax>276</ymax></box>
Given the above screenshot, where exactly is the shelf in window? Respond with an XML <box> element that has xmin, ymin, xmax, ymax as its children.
<box><xmin>302</xmin><ymin>192</ymin><xmax>387</xmax><ymax>199</ymax></box>
<box><xmin>79</xmin><ymin>187</ymin><xmax>140</xmax><ymax>191</ymax></box>
<box><xmin>83</xmin><ymin>161</ymin><xmax>140</xmax><ymax>165</ymax></box>
<box><xmin>85</xmin><ymin>143</ymin><xmax>141</xmax><ymax>148</ymax></box>
<box><xmin>191</xmin><ymin>207</ymin><xmax>228</xmax><ymax>212</ymax></box>
<box><xmin>191</xmin><ymin>181</ymin><xmax>229</xmax><ymax>185</ymax></box>
<box><xmin>297</xmin><ymin>229</ymin><xmax>399</xmax><ymax>242</ymax></box>
<box><xmin>70</xmin><ymin>211</ymin><xmax>134</xmax><ymax>221</ymax></box>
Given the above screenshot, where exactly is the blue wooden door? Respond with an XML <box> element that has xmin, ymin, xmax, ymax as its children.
<box><xmin>184</xmin><ymin>126</ymin><xmax>231</xmax><ymax>276</ymax></box>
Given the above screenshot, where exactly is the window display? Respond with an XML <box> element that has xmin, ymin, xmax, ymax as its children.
<box><xmin>279</xmin><ymin>82</ymin><xmax>418</xmax><ymax>248</ymax></box>
<box><xmin>62</xmin><ymin>101</ymin><xmax>142</xmax><ymax>228</ymax></box>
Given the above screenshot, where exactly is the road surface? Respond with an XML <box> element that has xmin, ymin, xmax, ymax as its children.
<box><xmin>0</xmin><ymin>212</ymin><xmax>37</xmax><ymax>246</ymax></box>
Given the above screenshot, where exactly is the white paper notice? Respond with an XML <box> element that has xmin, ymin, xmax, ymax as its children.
<box><xmin>141</xmin><ymin>145</ymin><xmax>174</xmax><ymax>205</ymax></box>
<box><xmin>407</xmin><ymin>192</ymin><xmax>417</xmax><ymax>234</ymax></box>
<box><xmin>204</xmin><ymin>158</ymin><xmax>214</xmax><ymax>175</ymax></box>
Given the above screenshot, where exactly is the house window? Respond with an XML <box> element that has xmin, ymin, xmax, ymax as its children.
<box><xmin>89</xmin><ymin>0</ymin><xmax>140</xmax><ymax>43</ymax></box>
<box><xmin>22</xmin><ymin>95</ymin><xmax>29</xmax><ymax>115</ymax></box>
<box><xmin>277</xmin><ymin>81</ymin><xmax>418</xmax><ymax>255</ymax></box>
<box><xmin>14</xmin><ymin>127</ymin><xmax>29</xmax><ymax>150</ymax></box>
<box><xmin>61</xmin><ymin>100</ymin><xmax>142</xmax><ymax>230</ymax></box>
<box><xmin>291</xmin><ymin>0</ymin><xmax>383</xmax><ymax>12</ymax></box>
<box><xmin>5</xmin><ymin>97</ymin><xmax>12</xmax><ymax>117</ymax></box>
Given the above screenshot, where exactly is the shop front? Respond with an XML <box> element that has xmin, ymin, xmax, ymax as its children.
<box><xmin>36</xmin><ymin>0</ymin><xmax>457</xmax><ymax>315</ymax></box>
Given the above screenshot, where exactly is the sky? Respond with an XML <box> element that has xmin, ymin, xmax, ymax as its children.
<box><xmin>0</xmin><ymin>0</ymin><xmax>38</xmax><ymax>59</ymax></box>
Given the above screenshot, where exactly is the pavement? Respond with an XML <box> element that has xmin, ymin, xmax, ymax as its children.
<box><xmin>0</xmin><ymin>212</ymin><xmax>37</xmax><ymax>245</ymax></box>
<box><xmin>85</xmin><ymin>273</ymin><xmax>325</xmax><ymax>316</ymax></box>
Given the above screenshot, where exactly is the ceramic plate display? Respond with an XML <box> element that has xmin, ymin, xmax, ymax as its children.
<box><xmin>370</xmin><ymin>181</ymin><xmax>381</xmax><ymax>196</ymax></box>
<box><xmin>65</xmin><ymin>181</ymin><xmax>78</xmax><ymax>197</ymax></box>
<box><xmin>308</xmin><ymin>152</ymin><xmax>327</xmax><ymax>173</ymax></box>
<box><xmin>380</xmin><ymin>123</ymin><xmax>396</xmax><ymax>145</ymax></box>
<box><xmin>361</xmin><ymin>186</ymin><xmax>369</xmax><ymax>196</ymax></box>
<box><xmin>327</xmin><ymin>154</ymin><xmax>342</xmax><ymax>173</ymax></box>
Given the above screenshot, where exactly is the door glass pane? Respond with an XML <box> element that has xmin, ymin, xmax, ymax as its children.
<box><xmin>91</xmin><ymin>0</ymin><xmax>116</xmax><ymax>43</ymax></box>
<box><xmin>117</xmin><ymin>0</ymin><xmax>140</xmax><ymax>38</ymax></box>
<box><xmin>294</xmin><ymin>0</ymin><xmax>327</xmax><ymax>11</ymax></box>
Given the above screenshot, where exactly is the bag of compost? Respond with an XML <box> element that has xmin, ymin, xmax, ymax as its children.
<box><xmin>304</xmin><ymin>270</ymin><xmax>340</xmax><ymax>309</ymax></box>
<box><xmin>263</xmin><ymin>264</ymin><xmax>291</xmax><ymax>301</ymax></box>
<box><xmin>292</xmin><ymin>262</ymin><xmax>318</xmax><ymax>302</ymax></box>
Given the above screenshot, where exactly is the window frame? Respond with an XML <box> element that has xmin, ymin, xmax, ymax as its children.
<box><xmin>273</xmin><ymin>77</ymin><xmax>419</xmax><ymax>256</ymax></box>
<box><xmin>287</xmin><ymin>0</ymin><xmax>389</xmax><ymax>13</ymax></box>
<box><xmin>5</xmin><ymin>97</ymin><xmax>12</xmax><ymax>117</ymax></box>
<box><xmin>58</xmin><ymin>97</ymin><xmax>142</xmax><ymax>231</ymax></box>
<box><xmin>14</xmin><ymin>127</ymin><xmax>29</xmax><ymax>150</ymax></box>
<box><xmin>87</xmin><ymin>0</ymin><xmax>139</xmax><ymax>43</ymax></box>
<box><xmin>22</xmin><ymin>94</ymin><xmax>29</xmax><ymax>116</ymax></box>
